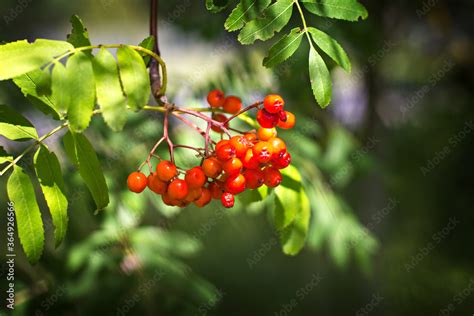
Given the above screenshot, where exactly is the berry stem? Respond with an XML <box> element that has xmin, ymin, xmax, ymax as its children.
<box><xmin>223</xmin><ymin>101</ymin><xmax>263</xmax><ymax>124</ymax></box>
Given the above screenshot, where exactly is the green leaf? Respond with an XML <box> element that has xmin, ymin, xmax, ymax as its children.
<box><xmin>67</xmin><ymin>15</ymin><xmax>92</xmax><ymax>56</ymax></box>
<box><xmin>92</xmin><ymin>48</ymin><xmax>127</xmax><ymax>132</ymax></box>
<box><xmin>51</xmin><ymin>62</ymin><xmax>70</xmax><ymax>113</ymax></box>
<box><xmin>0</xmin><ymin>39</ymin><xmax>73</xmax><ymax>80</ymax></box>
<box><xmin>12</xmin><ymin>69</ymin><xmax>61</xmax><ymax>119</ymax></box>
<box><xmin>206</xmin><ymin>0</ymin><xmax>232</xmax><ymax>13</ymax></box>
<box><xmin>34</xmin><ymin>145</ymin><xmax>68</xmax><ymax>248</ymax></box>
<box><xmin>301</xmin><ymin>0</ymin><xmax>368</xmax><ymax>21</ymax></box>
<box><xmin>225</xmin><ymin>0</ymin><xmax>271</xmax><ymax>32</ymax></box>
<box><xmin>0</xmin><ymin>104</ymin><xmax>38</xmax><ymax>141</ymax></box>
<box><xmin>308</xmin><ymin>27</ymin><xmax>351</xmax><ymax>72</ymax></box>
<box><xmin>138</xmin><ymin>36</ymin><xmax>155</xmax><ymax>65</ymax></box>
<box><xmin>7</xmin><ymin>165</ymin><xmax>44</xmax><ymax>263</ymax></box>
<box><xmin>309</xmin><ymin>46</ymin><xmax>332</xmax><ymax>108</ymax></box>
<box><xmin>65</xmin><ymin>52</ymin><xmax>96</xmax><ymax>132</ymax></box>
<box><xmin>117</xmin><ymin>46</ymin><xmax>150</xmax><ymax>111</ymax></box>
<box><xmin>0</xmin><ymin>146</ymin><xmax>13</xmax><ymax>164</ymax></box>
<box><xmin>63</xmin><ymin>131</ymin><xmax>109</xmax><ymax>210</ymax></box>
<box><xmin>263</xmin><ymin>28</ymin><xmax>304</xmax><ymax>68</ymax></box>
<box><xmin>273</xmin><ymin>165</ymin><xmax>304</xmax><ymax>230</ymax></box>
<box><xmin>238</xmin><ymin>0</ymin><xmax>294</xmax><ymax>45</ymax></box>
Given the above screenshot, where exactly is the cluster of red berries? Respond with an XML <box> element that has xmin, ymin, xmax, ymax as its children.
<box><xmin>127</xmin><ymin>92</ymin><xmax>295</xmax><ymax>208</ymax></box>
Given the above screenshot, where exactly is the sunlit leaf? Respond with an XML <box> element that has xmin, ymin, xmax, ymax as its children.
<box><xmin>308</xmin><ymin>27</ymin><xmax>351</xmax><ymax>72</ymax></box>
<box><xmin>301</xmin><ymin>0</ymin><xmax>368</xmax><ymax>21</ymax></box>
<box><xmin>51</xmin><ymin>62</ymin><xmax>70</xmax><ymax>113</ymax></box>
<box><xmin>225</xmin><ymin>0</ymin><xmax>271</xmax><ymax>32</ymax></box>
<box><xmin>0</xmin><ymin>104</ymin><xmax>38</xmax><ymax>141</ymax></box>
<box><xmin>263</xmin><ymin>27</ymin><xmax>304</xmax><ymax>68</ymax></box>
<box><xmin>0</xmin><ymin>147</ymin><xmax>13</xmax><ymax>164</ymax></box>
<box><xmin>67</xmin><ymin>15</ymin><xmax>92</xmax><ymax>56</ymax></box>
<box><xmin>309</xmin><ymin>46</ymin><xmax>332</xmax><ymax>107</ymax></box>
<box><xmin>138</xmin><ymin>36</ymin><xmax>155</xmax><ymax>65</ymax></box>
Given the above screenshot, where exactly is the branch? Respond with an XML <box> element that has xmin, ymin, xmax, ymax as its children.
<box><xmin>149</xmin><ymin>0</ymin><xmax>162</xmax><ymax>99</ymax></box>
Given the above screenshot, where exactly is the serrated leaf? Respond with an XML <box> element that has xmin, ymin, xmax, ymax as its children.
<box><xmin>51</xmin><ymin>62</ymin><xmax>69</xmax><ymax>113</ymax></box>
<box><xmin>0</xmin><ymin>146</ymin><xmax>13</xmax><ymax>164</ymax></box>
<box><xmin>63</xmin><ymin>131</ymin><xmax>109</xmax><ymax>210</ymax></box>
<box><xmin>0</xmin><ymin>39</ymin><xmax>73</xmax><ymax>80</ymax></box>
<box><xmin>67</xmin><ymin>15</ymin><xmax>92</xmax><ymax>56</ymax></box>
<box><xmin>92</xmin><ymin>48</ymin><xmax>127</xmax><ymax>132</ymax></box>
<box><xmin>309</xmin><ymin>46</ymin><xmax>332</xmax><ymax>108</ymax></box>
<box><xmin>117</xmin><ymin>46</ymin><xmax>150</xmax><ymax>111</ymax></box>
<box><xmin>0</xmin><ymin>104</ymin><xmax>38</xmax><ymax>141</ymax></box>
<box><xmin>308</xmin><ymin>27</ymin><xmax>351</xmax><ymax>72</ymax></box>
<box><xmin>65</xmin><ymin>52</ymin><xmax>96</xmax><ymax>132</ymax></box>
<box><xmin>34</xmin><ymin>145</ymin><xmax>68</xmax><ymax>248</ymax></box>
<box><xmin>7</xmin><ymin>165</ymin><xmax>44</xmax><ymax>263</ymax></box>
<box><xmin>238</xmin><ymin>0</ymin><xmax>294</xmax><ymax>45</ymax></box>
<box><xmin>138</xmin><ymin>36</ymin><xmax>155</xmax><ymax>65</ymax></box>
<box><xmin>225</xmin><ymin>0</ymin><xmax>271</xmax><ymax>32</ymax></box>
<box><xmin>301</xmin><ymin>0</ymin><xmax>368</xmax><ymax>21</ymax></box>
<box><xmin>13</xmin><ymin>69</ymin><xmax>61</xmax><ymax>119</ymax></box>
<box><xmin>273</xmin><ymin>165</ymin><xmax>304</xmax><ymax>229</ymax></box>
<box><xmin>263</xmin><ymin>28</ymin><xmax>304</xmax><ymax>68</ymax></box>
<box><xmin>206</xmin><ymin>0</ymin><xmax>232</xmax><ymax>13</ymax></box>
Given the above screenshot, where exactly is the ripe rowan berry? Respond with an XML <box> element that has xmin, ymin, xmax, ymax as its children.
<box><xmin>221</xmin><ymin>192</ymin><xmax>235</xmax><ymax>208</ymax></box>
<box><xmin>224</xmin><ymin>173</ymin><xmax>246</xmax><ymax>195</ymax></box>
<box><xmin>127</xmin><ymin>172</ymin><xmax>148</xmax><ymax>193</ymax></box>
<box><xmin>252</xmin><ymin>141</ymin><xmax>273</xmax><ymax>163</ymax></box>
<box><xmin>244</xmin><ymin>133</ymin><xmax>257</xmax><ymax>143</ymax></box>
<box><xmin>207</xmin><ymin>89</ymin><xmax>225</xmax><ymax>108</ymax></box>
<box><xmin>268</xmin><ymin>137</ymin><xmax>286</xmax><ymax>155</ymax></box>
<box><xmin>223</xmin><ymin>96</ymin><xmax>242</xmax><ymax>114</ymax></box>
<box><xmin>264</xmin><ymin>94</ymin><xmax>285</xmax><ymax>114</ymax></box>
<box><xmin>162</xmin><ymin>192</ymin><xmax>180</xmax><ymax>206</ymax></box>
<box><xmin>156</xmin><ymin>160</ymin><xmax>177</xmax><ymax>182</ymax></box>
<box><xmin>257</xmin><ymin>127</ymin><xmax>277</xmax><ymax>141</ymax></box>
<box><xmin>202</xmin><ymin>157</ymin><xmax>222</xmax><ymax>178</ymax></box>
<box><xmin>211</xmin><ymin>113</ymin><xmax>228</xmax><ymax>133</ymax></box>
<box><xmin>222</xmin><ymin>157</ymin><xmax>243</xmax><ymax>175</ymax></box>
<box><xmin>208</xmin><ymin>181</ymin><xmax>222</xmax><ymax>199</ymax></box>
<box><xmin>243</xmin><ymin>169</ymin><xmax>265</xmax><ymax>189</ymax></box>
<box><xmin>272</xmin><ymin>151</ymin><xmax>291</xmax><ymax>169</ymax></box>
<box><xmin>277</xmin><ymin>111</ymin><xmax>295</xmax><ymax>129</ymax></box>
<box><xmin>185</xmin><ymin>166</ymin><xmax>207</xmax><ymax>189</ymax></box>
<box><xmin>147</xmin><ymin>173</ymin><xmax>167</xmax><ymax>194</ymax></box>
<box><xmin>215</xmin><ymin>139</ymin><xmax>230</xmax><ymax>151</ymax></box>
<box><xmin>257</xmin><ymin>109</ymin><xmax>279</xmax><ymax>128</ymax></box>
<box><xmin>185</xmin><ymin>187</ymin><xmax>203</xmax><ymax>202</ymax></box>
<box><xmin>229</xmin><ymin>136</ymin><xmax>248</xmax><ymax>158</ymax></box>
<box><xmin>242</xmin><ymin>148</ymin><xmax>260</xmax><ymax>169</ymax></box>
<box><xmin>216</xmin><ymin>143</ymin><xmax>236</xmax><ymax>161</ymax></box>
<box><xmin>263</xmin><ymin>167</ymin><xmax>282</xmax><ymax>188</ymax></box>
<box><xmin>167</xmin><ymin>179</ymin><xmax>189</xmax><ymax>200</ymax></box>
<box><xmin>194</xmin><ymin>188</ymin><xmax>212</xmax><ymax>207</ymax></box>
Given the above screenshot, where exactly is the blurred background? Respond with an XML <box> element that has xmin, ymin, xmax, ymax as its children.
<box><xmin>0</xmin><ymin>0</ymin><xmax>473</xmax><ymax>315</ymax></box>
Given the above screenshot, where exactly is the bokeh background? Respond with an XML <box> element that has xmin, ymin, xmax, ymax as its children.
<box><xmin>1</xmin><ymin>0</ymin><xmax>474</xmax><ymax>315</ymax></box>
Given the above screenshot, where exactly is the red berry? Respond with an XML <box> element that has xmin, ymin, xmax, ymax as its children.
<box><xmin>223</xmin><ymin>96</ymin><xmax>242</xmax><ymax>114</ymax></box>
<box><xmin>277</xmin><ymin>111</ymin><xmax>295</xmax><ymax>129</ymax></box>
<box><xmin>257</xmin><ymin>127</ymin><xmax>277</xmax><ymax>141</ymax></box>
<box><xmin>185</xmin><ymin>187</ymin><xmax>203</xmax><ymax>202</ymax></box>
<box><xmin>243</xmin><ymin>169</ymin><xmax>265</xmax><ymax>189</ymax></box>
<box><xmin>207</xmin><ymin>89</ymin><xmax>225</xmax><ymax>108</ymax></box>
<box><xmin>263</xmin><ymin>167</ymin><xmax>282</xmax><ymax>188</ymax></box>
<box><xmin>221</xmin><ymin>192</ymin><xmax>235</xmax><ymax>208</ymax></box>
<box><xmin>222</xmin><ymin>157</ymin><xmax>243</xmax><ymax>175</ymax></box>
<box><xmin>211</xmin><ymin>114</ymin><xmax>228</xmax><ymax>133</ymax></box>
<box><xmin>167</xmin><ymin>179</ymin><xmax>189</xmax><ymax>200</ymax></box>
<box><xmin>252</xmin><ymin>141</ymin><xmax>274</xmax><ymax>163</ymax></box>
<box><xmin>224</xmin><ymin>173</ymin><xmax>246</xmax><ymax>195</ymax></box>
<box><xmin>208</xmin><ymin>182</ymin><xmax>222</xmax><ymax>199</ymax></box>
<box><xmin>268</xmin><ymin>137</ymin><xmax>286</xmax><ymax>155</ymax></box>
<box><xmin>272</xmin><ymin>151</ymin><xmax>291</xmax><ymax>169</ymax></box>
<box><xmin>216</xmin><ymin>143</ymin><xmax>236</xmax><ymax>161</ymax></box>
<box><xmin>156</xmin><ymin>160</ymin><xmax>177</xmax><ymax>182</ymax></box>
<box><xmin>202</xmin><ymin>157</ymin><xmax>222</xmax><ymax>178</ymax></box>
<box><xmin>194</xmin><ymin>188</ymin><xmax>212</xmax><ymax>207</ymax></box>
<box><xmin>127</xmin><ymin>172</ymin><xmax>148</xmax><ymax>193</ymax></box>
<box><xmin>244</xmin><ymin>133</ymin><xmax>257</xmax><ymax>143</ymax></box>
<box><xmin>185</xmin><ymin>166</ymin><xmax>207</xmax><ymax>189</ymax></box>
<box><xmin>147</xmin><ymin>173</ymin><xmax>167</xmax><ymax>194</ymax></box>
<box><xmin>257</xmin><ymin>109</ymin><xmax>279</xmax><ymax>128</ymax></box>
<box><xmin>242</xmin><ymin>148</ymin><xmax>260</xmax><ymax>169</ymax></box>
<box><xmin>229</xmin><ymin>136</ymin><xmax>248</xmax><ymax>158</ymax></box>
<box><xmin>263</xmin><ymin>94</ymin><xmax>285</xmax><ymax>114</ymax></box>
<box><xmin>162</xmin><ymin>192</ymin><xmax>179</xmax><ymax>206</ymax></box>
<box><xmin>278</xmin><ymin>110</ymin><xmax>287</xmax><ymax>122</ymax></box>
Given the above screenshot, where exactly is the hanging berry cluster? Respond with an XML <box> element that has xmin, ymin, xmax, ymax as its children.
<box><xmin>127</xmin><ymin>91</ymin><xmax>295</xmax><ymax>208</ymax></box>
